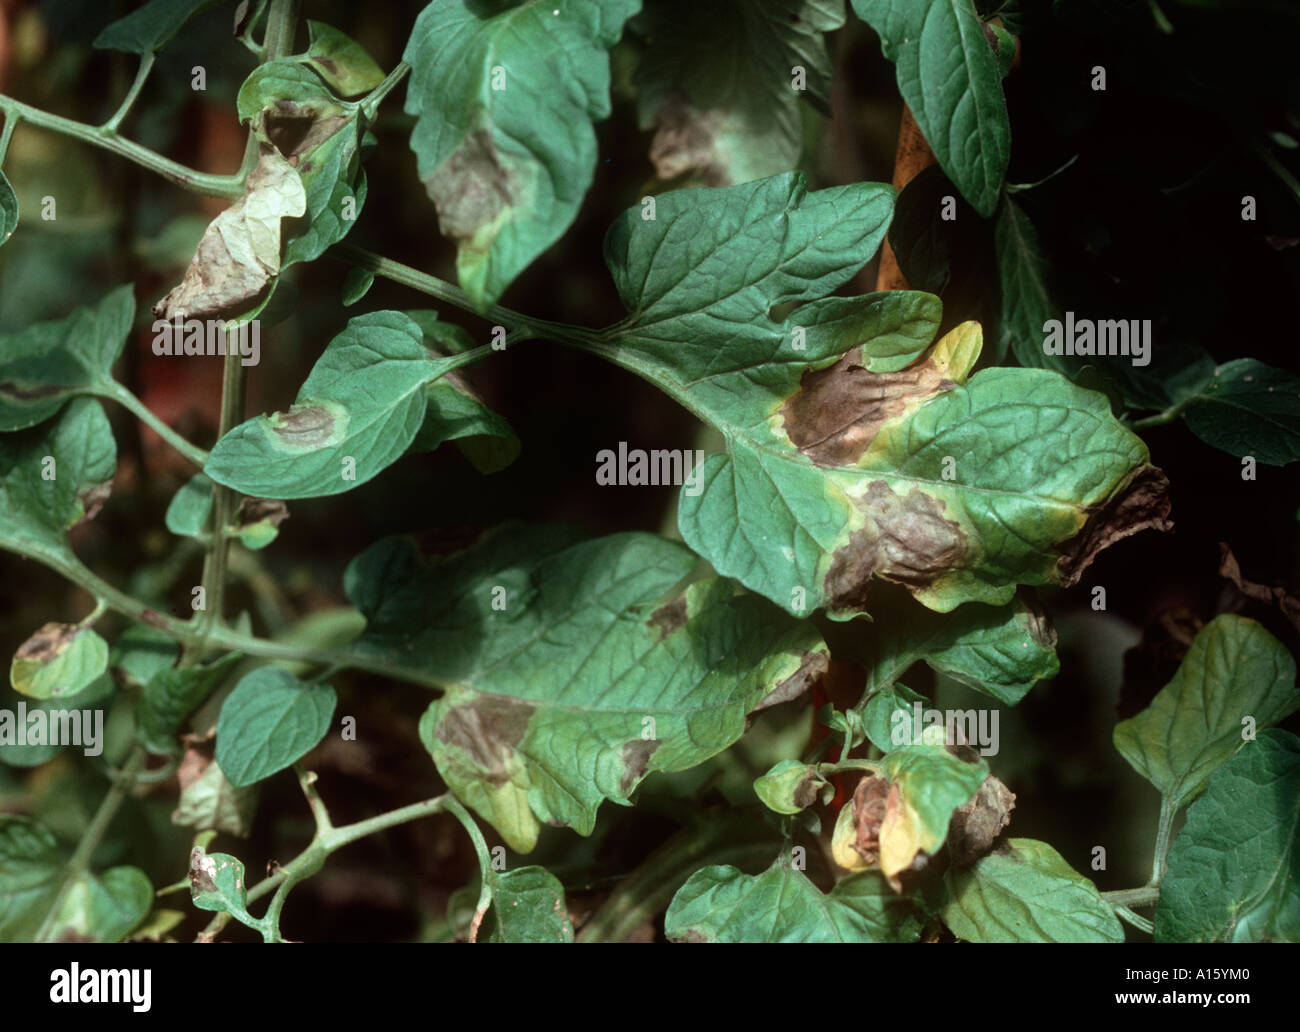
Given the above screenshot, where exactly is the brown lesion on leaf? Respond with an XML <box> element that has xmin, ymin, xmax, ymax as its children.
<box><xmin>619</xmin><ymin>738</ymin><xmax>661</xmax><ymax>794</ymax></box>
<box><xmin>429</xmin><ymin>128</ymin><xmax>517</xmax><ymax>246</ymax></box>
<box><xmin>779</xmin><ymin>350</ymin><xmax>958</xmax><ymax>467</ymax></box>
<box><xmin>947</xmin><ymin>773</ymin><xmax>1015</xmax><ymax>867</ymax></box>
<box><xmin>14</xmin><ymin>622</ymin><xmax>82</xmax><ymax>663</ymax></box>
<box><xmin>73</xmin><ymin>481</ymin><xmax>112</xmax><ymax>527</ymax></box>
<box><xmin>269</xmin><ymin>404</ymin><xmax>338</xmax><ymax>448</ymax></box>
<box><xmin>436</xmin><ymin>693</ymin><xmax>534</xmax><ymax>785</ymax></box>
<box><xmin>1218</xmin><ymin>542</ymin><xmax>1300</xmax><ymax>632</ymax></box>
<box><xmin>752</xmin><ymin>649</ymin><xmax>828</xmax><ymax>712</ymax></box>
<box><xmin>264</xmin><ymin>102</ymin><xmax>350</xmax><ymax>166</ymax></box>
<box><xmin>0</xmin><ymin>381</ymin><xmax>64</xmax><ymax>401</ymax></box>
<box><xmin>823</xmin><ymin>481</ymin><xmax>967</xmax><ymax>612</ymax></box>
<box><xmin>848</xmin><ymin>775</ymin><xmax>889</xmax><ymax>867</ymax></box>
<box><xmin>647</xmin><ymin>91</ymin><xmax>729</xmax><ymax>186</ymax></box>
<box><xmin>236</xmin><ymin>497</ymin><xmax>289</xmax><ymax>531</ymax></box>
<box><xmin>648</xmin><ymin>595</ymin><xmax>688</xmax><ymax>640</ymax></box>
<box><xmin>1057</xmin><ymin>463</ymin><xmax>1172</xmax><ymax>585</ymax></box>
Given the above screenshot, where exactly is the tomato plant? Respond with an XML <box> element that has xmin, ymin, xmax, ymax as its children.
<box><xmin>0</xmin><ymin>0</ymin><xmax>1297</xmax><ymax>946</ymax></box>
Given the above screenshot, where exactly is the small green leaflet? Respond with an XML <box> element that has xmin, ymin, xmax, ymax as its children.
<box><xmin>411</xmin><ymin>373</ymin><xmax>521</xmax><ymax>475</ymax></box>
<box><xmin>0</xmin><ymin>398</ymin><xmax>116</xmax><ymax>563</ymax></box>
<box><xmin>0</xmin><ymin>285</ymin><xmax>133</xmax><ymax>432</ymax></box>
<box><xmin>632</xmin><ymin>0</ymin><xmax>844</xmax><ymax>185</ymax></box>
<box><xmin>110</xmin><ymin>625</ymin><xmax>179</xmax><ymax>687</ymax></box>
<box><xmin>93</xmin><ymin>0</ymin><xmax>221</xmax><ymax>55</ymax></box>
<box><xmin>1156</xmin><ymin>729</ymin><xmax>1300</xmax><ymax>942</ymax></box>
<box><xmin>205</xmin><ymin>311</ymin><xmax>449</xmax><ymax>498</ymax></box>
<box><xmin>665</xmin><ymin>862</ymin><xmax>923</xmax><ymax>942</ymax></box>
<box><xmin>1113</xmin><ymin>615</ymin><xmax>1299</xmax><ymax>811</ymax></box>
<box><xmin>188</xmin><ymin>848</ymin><xmax>252</xmax><ymax>917</ymax></box>
<box><xmin>942</xmin><ymin>837</ymin><xmax>1123</xmax><ymax>942</ymax></box>
<box><xmin>600</xmin><ymin>172</ymin><xmax>1166</xmax><ymax>618</ymax></box>
<box><xmin>10</xmin><ymin>623</ymin><xmax>109</xmax><ymax>700</ymax></box>
<box><xmin>0</xmin><ymin>170</ymin><xmax>16</xmax><ymax>248</ymax></box>
<box><xmin>402</xmin><ymin>0</ymin><xmax>640</xmax><ymax>309</ymax></box>
<box><xmin>215</xmin><ymin>667</ymin><xmax>336</xmax><ymax>787</ymax></box>
<box><xmin>851</xmin><ymin>0</ymin><xmax>1010</xmax><ymax>216</ymax></box>
<box><xmin>753</xmin><ymin>759</ymin><xmax>831</xmax><ymax>814</ymax></box>
<box><xmin>482</xmin><ymin>866</ymin><xmax>574</xmax><ymax>943</ymax></box>
<box><xmin>0</xmin><ymin>674</ymin><xmax>114</xmax><ymax>768</ymax></box>
<box><xmin>165</xmin><ymin>473</ymin><xmax>213</xmax><ymax>538</ymax></box>
<box><xmin>1178</xmin><ymin>359</ymin><xmax>1300</xmax><ymax>466</ymax></box>
<box><xmin>296</xmin><ymin>21</ymin><xmax>385</xmax><ymax>97</ymax></box>
<box><xmin>0</xmin><ymin>816</ymin><xmax>151</xmax><ymax>942</ymax></box>
<box><xmin>343</xmin><ymin>524</ymin><xmax>827</xmax><ymax>852</ymax></box>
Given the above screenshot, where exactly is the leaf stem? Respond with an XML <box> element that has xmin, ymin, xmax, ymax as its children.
<box><xmin>102</xmin><ymin>52</ymin><xmax>156</xmax><ymax>134</ymax></box>
<box><xmin>1151</xmin><ymin>797</ymin><xmax>1176</xmax><ymax>884</ymax></box>
<box><xmin>101</xmin><ymin>381</ymin><xmax>209</xmax><ymax>467</ymax></box>
<box><xmin>1114</xmin><ymin>905</ymin><xmax>1155</xmax><ymax>934</ymax></box>
<box><xmin>1101</xmin><ymin>885</ymin><xmax>1161</xmax><ymax>908</ymax></box>
<box><xmin>0</xmin><ymin>110</ymin><xmax>19</xmax><ymax>165</ymax></box>
<box><xmin>329</xmin><ymin>243</ymin><xmax>605</xmax><ymax>348</ymax></box>
<box><xmin>0</xmin><ymin>94</ymin><xmax>244</xmax><ymax>198</ymax></box>
<box><xmin>360</xmin><ymin>62</ymin><xmax>410</xmax><ymax>121</ymax></box>
<box><xmin>199</xmin><ymin>784</ymin><xmax>455</xmax><ymax>941</ymax></box>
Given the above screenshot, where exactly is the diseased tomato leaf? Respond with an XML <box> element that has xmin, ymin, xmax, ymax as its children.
<box><xmin>631</xmin><ymin>0</ymin><xmax>844</xmax><ymax>186</ymax></box>
<box><xmin>402</xmin><ymin>0</ymin><xmax>639</xmax><ymax>309</ymax></box>
<box><xmin>599</xmin><ymin>172</ymin><xmax>1169</xmax><ymax>619</ymax></box>
<box><xmin>343</xmin><ymin>524</ymin><xmax>827</xmax><ymax>851</ymax></box>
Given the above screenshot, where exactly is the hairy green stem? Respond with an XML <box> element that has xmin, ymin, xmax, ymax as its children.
<box><xmin>1115</xmin><ymin>905</ymin><xmax>1155</xmax><ymax>934</ymax></box>
<box><xmin>102</xmin><ymin>53</ymin><xmax>156</xmax><ymax>134</ymax></box>
<box><xmin>1101</xmin><ymin>885</ymin><xmax>1161</xmax><ymax>908</ymax></box>
<box><xmin>101</xmin><ymin>381</ymin><xmax>209</xmax><ymax>467</ymax></box>
<box><xmin>0</xmin><ymin>110</ymin><xmax>19</xmax><ymax>165</ymax></box>
<box><xmin>329</xmin><ymin>243</ymin><xmax>606</xmax><ymax>349</ymax></box>
<box><xmin>360</xmin><ymin>62</ymin><xmax>411</xmax><ymax>121</ymax></box>
<box><xmin>200</xmin><ymin>784</ymin><xmax>454</xmax><ymax>941</ymax></box>
<box><xmin>1151</xmin><ymin>798</ymin><xmax>1176</xmax><ymax>884</ymax></box>
<box><xmin>0</xmin><ymin>95</ymin><xmax>244</xmax><ymax>198</ymax></box>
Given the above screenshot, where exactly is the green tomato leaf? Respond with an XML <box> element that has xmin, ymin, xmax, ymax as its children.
<box><xmin>164</xmin><ymin>473</ymin><xmax>214</xmax><ymax>539</ymax></box>
<box><xmin>666</xmin><ymin>862</ymin><xmax>923</xmax><ymax>942</ymax></box>
<box><xmin>483</xmin><ymin>866</ymin><xmax>574</xmax><ymax>943</ymax></box>
<box><xmin>601</xmin><ymin>173</ymin><xmax>1167</xmax><ymax>618</ymax></box>
<box><xmin>851</xmin><ymin>0</ymin><xmax>1010</xmax><ymax>215</ymax></box>
<box><xmin>343</xmin><ymin>525</ymin><xmax>827</xmax><ymax>852</ymax></box>
<box><xmin>0</xmin><ymin>816</ymin><xmax>151</xmax><ymax>941</ymax></box>
<box><xmin>632</xmin><ymin>0</ymin><xmax>844</xmax><ymax>185</ymax></box>
<box><xmin>402</xmin><ymin>0</ymin><xmax>640</xmax><ymax>309</ymax></box>
<box><xmin>93</xmin><ymin>0</ymin><xmax>220</xmax><ymax>55</ymax></box>
<box><xmin>838</xmin><ymin>585</ymin><xmax>1059</xmax><ymax>704</ymax></box>
<box><xmin>298</xmin><ymin>21</ymin><xmax>386</xmax><ymax>96</ymax></box>
<box><xmin>1156</xmin><ymin>729</ymin><xmax>1300</xmax><ymax>942</ymax></box>
<box><xmin>10</xmin><ymin>623</ymin><xmax>109</xmax><ymax>700</ymax></box>
<box><xmin>1178</xmin><ymin>359</ymin><xmax>1300</xmax><ymax>466</ymax></box>
<box><xmin>110</xmin><ymin>625</ymin><xmax>179</xmax><ymax>687</ymax></box>
<box><xmin>862</xmin><ymin>683</ymin><xmax>929</xmax><ymax>754</ymax></box>
<box><xmin>0</xmin><ymin>169</ymin><xmax>16</xmax><ymax>248</ymax></box>
<box><xmin>0</xmin><ymin>398</ymin><xmax>116</xmax><ymax>563</ymax></box>
<box><xmin>215</xmin><ymin>667</ymin><xmax>336</xmax><ymax>787</ymax></box>
<box><xmin>137</xmin><ymin>652</ymin><xmax>242</xmax><ymax>755</ymax></box>
<box><xmin>411</xmin><ymin>373</ymin><xmax>521</xmax><ymax>475</ymax></box>
<box><xmin>942</xmin><ymin>837</ymin><xmax>1123</xmax><ymax>942</ymax></box>
<box><xmin>994</xmin><ymin>196</ymin><xmax>1073</xmax><ymax>371</ymax></box>
<box><xmin>341</xmin><ymin>267</ymin><xmax>374</xmax><ymax>307</ymax></box>
<box><xmin>1113</xmin><ymin>615</ymin><xmax>1299</xmax><ymax>811</ymax></box>
<box><xmin>205</xmin><ymin>311</ymin><xmax>447</xmax><ymax>498</ymax></box>
<box><xmin>0</xmin><ymin>285</ymin><xmax>133</xmax><ymax>431</ymax></box>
